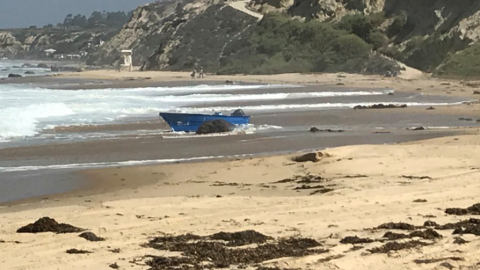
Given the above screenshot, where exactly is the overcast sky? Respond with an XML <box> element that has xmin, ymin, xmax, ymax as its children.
<box><xmin>0</xmin><ymin>0</ymin><xmax>156</xmax><ymax>29</ymax></box>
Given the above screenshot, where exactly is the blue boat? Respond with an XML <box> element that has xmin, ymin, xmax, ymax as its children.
<box><xmin>159</xmin><ymin>111</ymin><xmax>251</xmax><ymax>132</ymax></box>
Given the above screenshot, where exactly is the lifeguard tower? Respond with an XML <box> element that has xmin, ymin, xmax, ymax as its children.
<box><xmin>120</xmin><ymin>49</ymin><xmax>133</xmax><ymax>72</ymax></box>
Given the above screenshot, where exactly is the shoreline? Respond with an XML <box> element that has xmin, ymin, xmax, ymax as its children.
<box><xmin>1</xmin><ymin>70</ymin><xmax>480</xmax><ymax>205</ymax></box>
<box><xmin>0</xmin><ymin>126</ymin><xmax>473</xmax><ymax>207</ymax></box>
<box><xmin>1</xmin><ymin>70</ymin><xmax>480</xmax><ymax>269</ymax></box>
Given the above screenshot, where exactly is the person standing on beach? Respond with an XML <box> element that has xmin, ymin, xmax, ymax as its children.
<box><xmin>199</xmin><ymin>67</ymin><xmax>204</xmax><ymax>78</ymax></box>
<box><xmin>191</xmin><ymin>69</ymin><xmax>196</xmax><ymax>79</ymax></box>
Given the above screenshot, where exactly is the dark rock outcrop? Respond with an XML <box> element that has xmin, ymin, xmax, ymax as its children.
<box><xmin>408</xmin><ymin>126</ymin><xmax>426</xmax><ymax>131</ymax></box>
<box><xmin>196</xmin><ymin>119</ymin><xmax>234</xmax><ymax>134</ymax></box>
<box><xmin>231</xmin><ymin>109</ymin><xmax>246</xmax><ymax>116</ymax></box>
<box><xmin>8</xmin><ymin>73</ymin><xmax>22</xmax><ymax>78</ymax></box>
<box><xmin>354</xmin><ymin>104</ymin><xmax>407</xmax><ymax>110</ymax></box>
<box><xmin>293</xmin><ymin>152</ymin><xmax>328</xmax><ymax>163</ymax></box>
<box><xmin>79</xmin><ymin>232</ymin><xmax>105</xmax><ymax>242</ymax></box>
<box><xmin>24</xmin><ymin>71</ymin><xmax>35</xmax><ymax>75</ymax></box>
<box><xmin>310</xmin><ymin>127</ymin><xmax>344</xmax><ymax>133</ymax></box>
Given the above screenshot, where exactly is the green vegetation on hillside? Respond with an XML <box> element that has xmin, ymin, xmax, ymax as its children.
<box><xmin>43</xmin><ymin>11</ymin><xmax>131</xmax><ymax>29</ymax></box>
<box><xmin>218</xmin><ymin>13</ymin><xmax>380</xmax><ymax>75</ymax></box>
<box><xmin>336</xmin><ymin>12</ymin><xmax>387</xmax><ymax>50</ymax></box>
<box><xmin>437</xmin><ymin>42</ymin><xmax>480</xmax><ymax>77</ymax></box>
<box><xmin>403</xmin><ymin>36</ymin><xmax>455</xmax><ymax>72</ymax></box>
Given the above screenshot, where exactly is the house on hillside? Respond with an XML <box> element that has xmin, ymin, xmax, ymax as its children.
<box><xmin>44</xmin><ymin>49</ymin><xmax>57</xmax><ymax>57</ymax></box>
<box><xmin>79</xmin><ymin>51</ymin><xmax>88</xmax><ymax>57</ymax></box>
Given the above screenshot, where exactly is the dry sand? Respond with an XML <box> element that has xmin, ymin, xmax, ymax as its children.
<box><xmin>58</xmin><ymin>68</ymin><xmax>479</xmax><ymax>97</ymax></box>
<box><xmin>1</xmin><ymin>132</ymin><xmax>480</xmax><ymax>269</ymax></box>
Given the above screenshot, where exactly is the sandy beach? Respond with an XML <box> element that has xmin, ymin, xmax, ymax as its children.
<box><xmin>1</xmin><ymin>69</ymin><xmax>480</xmax><ymax>269</ymax></box>
<box><xmin>1</xmin><ymin>133</ymin><xmax>480</xmax><ymax>269</ymax></box>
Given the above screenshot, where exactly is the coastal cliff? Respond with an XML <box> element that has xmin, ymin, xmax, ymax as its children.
<box><xmin>88</xmin><ymin>0</ymin><xmax>258</xmax><ymax>70</ymax></box>
<box><xmin>0</xmin><ymin>32</ymin><xmax>23</xmax><ymax>58</ymax></box>
<box><xmin>0</xmin><ymin>28</ymin><xmax>117</xmax><ymax>60</ymax></box>
<box><xmin>91</xmin><ymin>0</ymin><xmax>480</xmax><ymax>76</ymax></box>
<box><xmin>4</xmin><ymin>0</ymin><xmax>480</xmax><ymax>77</ymax></box>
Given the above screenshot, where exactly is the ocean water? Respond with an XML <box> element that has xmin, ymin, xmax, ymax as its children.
<box><xmin>0</xmin><ymin>60</ymin><xmax>53</xmax><ymax>78</ymax></box>
<box><xmin>0</xmin><ymin>83</ymin><xmax>387</xmax><ymax>140</ymax></box>
<box><xmin>0</xmin><ymin>81</ymin><xmax>470</xmax><ymax>143</ymax></box>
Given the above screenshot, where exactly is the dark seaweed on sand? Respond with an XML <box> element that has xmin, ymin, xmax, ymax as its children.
<box><xmin>453</xmin><ymin>225</ymin><xmax>480</xmax><ymax>236</ymax></box>
<box><xmin>340</xmin><ymin>236</ymin><xmax>374</xmax><ymax>244</ymax></box>
<box><xmin>145</xmin><ymin>230</ymin><xmax>327</xmax><ymax>269</ymax></box>
<box><xmin>413</xmin><ymin>257</ymin><xmax>464</xmax><ymax>264</ymax></box>
<box><xmin>423</xmin><ymin>220</ymin><xmax>439</xmax><ymax>227</ymax></box>
<box><xmin>17</xmin><ymin>217</ymin><xmax>84</xmax><ymax>234</ymax></box>
<box><xmin>382</xmin><ymin>229</ymin><xmax>442</xmax><ymax>241</ymax></box>
<box><xmin>453</xmin><ymin>237</ymin><xmax>469</xmax><ymax>245</ymax></box>
<box><xmin>66</xmin><ymin>248</ymin><xmax>92</xmax><ymax>254</ymax></box>
<box><xmin>435</xmin><ymin>218</ymin><xmax>480</xmax><ymax>230</ymax></box>
<box><xmin>445</xmin><ymin>203</ymin><xmax>480</xmax><ymax>216</ymax></box>
<box><xmin>376</xmin><ymin>222</ymin><xmax>416</xmax><ymax>231</ymax></box>
<box><xmin>368</xmin><ymin>241</ymin><xmax>431</xmax><ymax>254</ymax></box>
<box><xmin>209</xmin><ymin>230</ymin><xmax>272</xmax><ymax>246</ymax></box>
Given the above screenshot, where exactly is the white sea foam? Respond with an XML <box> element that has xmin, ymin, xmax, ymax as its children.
<box><xmin>161</xmin><ymin>124</ymin><xmax>283</xmax><ymax>139</ymax></box>
<box><xmin>0</xmin><ymin>84</ymin><xmax>297</xmax><ymax>139</ymax></box>
<box><xmin>140</xmin><ymin>91</ymin><xmax>386</xmax><ymax>103</ymax></box>
<box><xmin>0</xmin><ymin>82</ymin><xmax>467</xmax><ymax>140</ymax></box>
<box><xmin>72</xmin><ymin>84</ymin><xmax>301</xmax><ymax>93</ymax></box>
<box><xmin>0</xmin><ymin>103</ymin><xmax>74</xmax><ymax>138</ymax></box>
<box><xmin>179</xmin><ymin>101</ymin><xmax>467</xmax><ymax>112</ymax></box>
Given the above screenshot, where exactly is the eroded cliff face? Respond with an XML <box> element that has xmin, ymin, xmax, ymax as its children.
<box><xmin>141</xmin><ymin>4</ymin><xmax>257</xmax><ymax>71</ymax></box>
<box><xmin>88</xmin><ymin>0</ymin><xmax>187</xmax><ymax>66</ymax></box>
<box><xmin>384</xmin><ymin>0</ymin><xmax>480</xmax><ymax>43</ymax></box>
<box><xmin>0</xmin><ymin>32</ymin><xmax>23</xmax><ymax>58</ymax></box>
<box><xmin>89</xmin><ymin>0</ymin><xmax>258</xmax><ymax>71</ymax></box>
<box><xmin>248</xmin><ymin>0</ymin><xmax>385</xmax><ymax>20</ymax></box>
<box><xmin>247</xmin><ymin>0</ymin><xmax>480</xmax><ymax>43</ymax></box>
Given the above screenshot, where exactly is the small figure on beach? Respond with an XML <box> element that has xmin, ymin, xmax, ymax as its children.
<box><xmin>191</xmin><ymin>69</ymin><xmax>196</xmax><ymax>79</ymax></box>
<box><xmin>198</xmin><ymin>67</ymin><xmax>204</xmax><ymax>78</ymax></box>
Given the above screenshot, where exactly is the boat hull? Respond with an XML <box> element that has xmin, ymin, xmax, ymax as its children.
<box><xmin>159</xmin><ymin>112</ymin><xmax>251</xmax><ymax>132</ymax></box>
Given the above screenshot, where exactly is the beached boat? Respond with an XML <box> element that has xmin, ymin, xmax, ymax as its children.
<box><xmin>159</xmin><ymin>111</ymin><xmax>250</xmax><ymax>132</ymax></box>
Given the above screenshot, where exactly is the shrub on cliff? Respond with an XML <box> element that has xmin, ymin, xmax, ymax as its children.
<box><xmin>404</xmin><ymin>36</ymin><xmax>456</xmax><ymax>72</ymax></box>
<box><xmin>217</xmin><ymin>13</ymin><xmax>375</xmax><ymax>75</ymax></box>
<box><xmin>436</xmin><ymin>42</ymin><xmax>480</xmax><ymax>77</ymax></box>
<box><xmin>368</xmin><ymin>31</ymin><xmax>388</xmax><ymax>50</ymax></box>
<box><xmin>337</xmin><ymin>12</ymin><xmax>387</xmax><ymax>49</ymax></box>
<box><xmin>387</xmin><ymin>11</ymin><xmax>407</xmax><ymax>37</ymax></box>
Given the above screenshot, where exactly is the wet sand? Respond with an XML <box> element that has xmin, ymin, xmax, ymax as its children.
<box><xmin>0</xmin><ymin>126</ymin><xmax>466</xmax><ymax>203</ymax></box>
<box><xmin>1</xmin><ymin>72</ymin><xmax>479</xmax><ymax>203</ymax></box>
